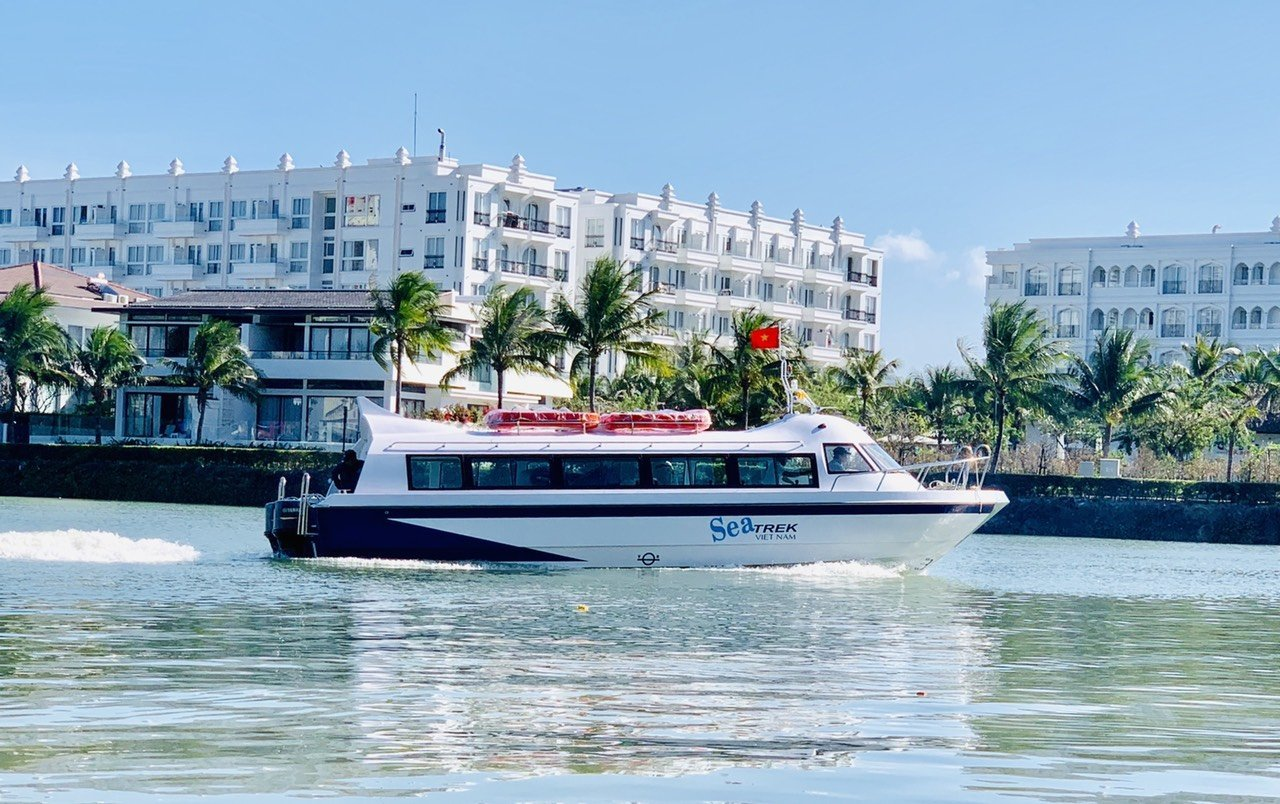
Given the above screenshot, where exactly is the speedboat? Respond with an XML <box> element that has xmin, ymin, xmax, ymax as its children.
<box><xmin>265</xmin><ymin>398</ymin><xmax>1007</xmax><ymax>569</ymax></box>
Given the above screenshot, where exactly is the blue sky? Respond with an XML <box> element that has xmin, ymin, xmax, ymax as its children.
<box><xmin>3</xmin><ymin>1</ymin><xmax>1280</xmax><ymax>371</ymax></box>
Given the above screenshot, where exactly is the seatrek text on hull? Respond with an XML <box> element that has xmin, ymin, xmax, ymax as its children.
<box><xmin>265</xmin><ymin>373</ymin><xmax>1007</xmax><ymax>569</ymax></box>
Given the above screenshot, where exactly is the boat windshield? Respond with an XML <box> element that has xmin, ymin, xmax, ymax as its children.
<box><xmin>823</xmin><ymin>444</ymin><xmax>875</xmax><ymax>474</ymax></box>
<box><xmin>861</xmin><ymin>442</ymin><xmax>905</xmax><ymax>472</ymax></box>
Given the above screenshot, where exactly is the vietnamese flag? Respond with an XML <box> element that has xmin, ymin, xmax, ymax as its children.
<box><xmin>749</xmin><ymin>325</ymin><xmax>780</xmax><ymax>350</ymax></box>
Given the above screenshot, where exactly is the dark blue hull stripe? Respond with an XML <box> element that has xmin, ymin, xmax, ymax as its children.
<box><xmin>325</xmin><ymin>501</ymin><xmax>994</xmax><ymax>519</ymax></box>
<box><xmin>295</xmin><ymin>511</ymin><xmax>583</xmax><ymax>562</ymax></box>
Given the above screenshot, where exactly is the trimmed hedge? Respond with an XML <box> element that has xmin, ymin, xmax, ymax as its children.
<box><xmin>0</xmin><ymin>443</ymin><xmax>334</xmax><ymax>507</ymax></box>
<box><xmin>987</xmin><ymin>472</ymin><xmax>1280</xmax><ymax>506</ymax></box>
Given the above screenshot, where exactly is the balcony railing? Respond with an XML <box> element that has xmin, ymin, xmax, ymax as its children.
<box><xmin>630</xmin><ymin>236</ymin><xmax>646</xmax><ymax>250</ymax></box>
<box><xmin>1198</xmin><ymin>279</ymin><xmax>1223</xmax><ymax>294</ymax></box>
<box><xmin>1024</xmin><ymin>283</ymin><xmax>1048</xmax><ymax>296</ymax></box>
<box><xmin>472</xmin><ymin>257</ymin><xmax>489</xmax><ymax>272</ymax></box>
<box><xmin>426</xmin><ymin>209</ymin><xmax>447</xmax><ymax>224</ymax></box>
<box><xmin>652</xmin><ymin>239</ymin><xmax>678</xmax><ymax>254</ymax></box>
<box><xmin>498</xmin><ymin>212</ymin><xmax>550</xmax><ymax>233</ymax></box>
<box><xmin>528</xmin><ymin>263</ymin><xmax>549</xmax><ymax>278</ymax></box>
<box><xmin>1057</xmin><ymin>282</ymin><xmax>1082</xmax><ymax>296</ymax></box>
<box><xmin>473</xmin><ymin>211</ymin><xmax>491</xmax><ymax>226</ymax></box>
<box><xmin>1057</xmin><ymin>325</ymin><xmax>1081</xmax><ymax>338</ymax></box>
<box><xmin>555</xmin><ymin>223</ymin><xmax>571</xmax><ymax>238</ymax></box>
<box><xmin>1161</xmin><ymin>324</ymin><xmax>1187</xmax><ymax>338</ymax></box>
<box><xmin>848</xmin><ymin>272</ymin><xmax>879</xmax><ymax>287</ymax></box>
<box><xmin>423</xmin><ymin>255</ymin><xmax>445</xmax><ymax>269</ymax></box>
<box><xmin>843</xmin><ymin>309</ymin><xmax>878</xmax><ymax>323</ymax></box>
<box><xmin>554</xmin><ymin>268</ymin><xmax>568</xmax><ymax>281</ymax></box>
<box><xmin>1162</xmin><ymin>280</ymin><xmax>1186</xmax><ymax>294</ymax></box>
<box><xmin>584</xmin><ymin>234</ymin><xmax>604</xmax><ymax>248</ymax></box>
<box><xmin>500</xmin><ymin>259</ymin><xmax>527</xmax><ymax>275</ymax></box>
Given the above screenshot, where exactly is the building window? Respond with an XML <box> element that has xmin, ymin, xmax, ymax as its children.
<box><xmin>322</xmin><ymin>237</ymin><xmax>335</xmax><ymax>273</ymax></box>
<box><xmin>309</xmin><ymin>326</ymin><xmax>371</xmax><ymax>360</ymax></box>
<box><xmin>230</xmin><ymin>200</ymin><xmax>247</xmax><ymax>220</ymax></box>
<box><xmin>256</xmin><ymin>396</ymin><xmax>303</xmax><ymax>441</ymax></box>
<box><xmin>0</xmin><ymin>209</ymin><xmax>11</xmax><ymax>225</ymax></box>
<box><xmin>422</xmin><ymin>237</ymin><xmax>445</xmax><ymax>269</ymax></box>
<box><xmin>345</xmin><ymin>194</ymin><xmax>380</xmax><ymax>226</ymax></box>
<box><xmin>323</xmin><ymin>197</ymin><xmax>337</xmax><ymax>230</ymax></box>
<box><xmin>70</xmin><ymin>247</ymin><xmax>86</xmax><ymax>265</ymax></box>
<box><xmin>50</xmin><ymin>247</ymin><xmax>65</xmax><ymax>265</ymax></box>
<box><xmin>50</xmin><ymin>207</ymin><xmax>65</xmax><ymax>236</ymax></box>
<box><xmin>207</xmin><ymin>244</ymin><xmax>222</xmax><ymax>274</ymax></box>
<box><xmin>291</xmin><ymin>197</ymin><xmax>311</xmax><ymax>230</ymax></box>
<box><xmin>342</xmin><ymin>240</ymin><xmax>377</xmax><ymax>272</ymax></box>
<box><xmin>426</xmin><ymin>192</ymin><xmax>447</xmax><ymax>223</ymax></box>
<box><xmin>554</xmin><ymin>250</ymin><xmax>569</xmax><ymax>281</ymax></box>
<box><xmin>585</xmin><ymin>219</ymin><xmax>605</xmax><ymax>248</ymax></box>
<box><xmin>208</xmin><ymin>201</ymin><xmax>224</xmax><ymax>232</ymax></box>
<box><xmin>289</xmin><ymin>241</ymin><xmax>309</xmax><ymax>273</ymax></box>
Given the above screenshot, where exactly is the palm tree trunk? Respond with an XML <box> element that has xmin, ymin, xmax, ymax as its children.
<box><xmin>992</xmin><ymin>397</ymin><xmax>1007</xmax><ymax>472</ymax></box>
<box><xmin>741</xmin><ymin>378</ymin><xmax>750</xmax><ymax>429</ymax></box>
<box><xmin>587</xmin><ymin>354</ymin><xmax>598</xmax><ymax>413</ymax></box>
<box><xmin>394</xmin><ymin>340</ymin><xmax>403</xmax><ymax>413</ymax></box>
<box><xmin>496</xmin><ymin>369</ymin><xmax>505</xmax><ymax>410</ymax></box>
<box><xmin>859</xmin><ymin>393</ymin><xmax>869</xmax><ymax>424</ymax></box>
<box><xmin>1102</xmin><ymin>422</ymin><xmax>1113</xmax><ymax>458</ymax></box>
<box><xmin>196</xmin><ymin>398</ymin><xmax>207</xmax><ymax>444</ymax></box>
<box><xmin>1227</xmin><ymin>430</ymin><xmax>1237</xmax><ymax>482</ymax></box>
<box><xmin>94</xmin><ymin>391</ymin><xmax>104</xmax><ymax>445</ymax></box>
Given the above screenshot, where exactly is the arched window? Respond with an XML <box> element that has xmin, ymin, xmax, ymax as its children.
<box><xmin>1090</xmin><ymin>308</ymin><xmax>1105</xmax><ymax>330</ymax></box>
<box><xmin>1108</xmin><ymin>266</ymin><xmax>1121</xmax><ymax>286</ymax></box>
<box><xmin>1198</xmin><ymin>264</ymin><xmax>1223</xmax><ymax>293</ymax></box>
<box><xmin>1233</xmin><ymin>307</ymin><xmax>1248</xmax><ymax>328</ymax></box>
<box><xmin>1235</xmin><ymin>263</ymin><xmax>1251</xmax><ymax>285</ymax></box>
<box><xmin>1253</xmin><ymin>263</ymin><xmax>1266</xmax><ymax>284</ymax></box>
<box><xmin>1252</xmin><ymin>307</ymin><xmax>1264</xmax><ymax>328</ymax></box>
<box><xmin>1092</xmin><ymin>266</ymin><xmax>1106</xmax><ymax>286</ymax></box>
<box><xmin>1269</xmin><ymin>307</ymin><xmax>1280</xmax><ymax>329</ymax></box>
<box><xmin>1270</xmin><ymin>263</ymin><xmax>1280</xmax><ymax>285</ymax></box>
<box><xmin>1056</xmin><ymin>308</ymin><xmax>1081</xmax><ymax>338</ymax></box>
<box><xmin>1196</xmin><ymin>307</ymin><xmax>1222</xmax><ymax>337</ymax></box>
<box><xmin>1161</xmin><ymin>308</ymin><xmax>1187</xmax><ymax>338</ymax></box>
<box><xmin>1162</xmin><ymin>265</ymin><xmax>1186</xmax><ymax>293</ymax></box>
<box><xmin>499</xmin><ymin>243</ymin><xmax>510</xmax><ymax>267</ymax></box>
<box><xmin>1124</xmin><ymin>265</ymin><xmax>1140</xmax><ymax>287</ymax></box>
<box><xmin>1107</xmin><ymin>308</ymin><xmax>1119</xmax><ymax>328</ymax></box>
<box><xmin>1025</xmin><ymin>267</ymin><xmax>1048</xmax><ymax>296</ymax></box>
<box><xmin>1141</xmin><ymin>265</ymin><xmax>1156</xmax><ymax>287</ymax></box>
<box><xmin>1139</xmin><ymin>308</ymin><xmax>1155</xmax><ymax>330</ymax></box>
<box><xmin>1058</xmin><ymin>266</ymin><xmax>1081</xmax><ymax>295</ymax></box>
<box><xmin>1122</xmin><ymin>308</ymin><xmax>1138</xmax><ymax>329</ymax></box>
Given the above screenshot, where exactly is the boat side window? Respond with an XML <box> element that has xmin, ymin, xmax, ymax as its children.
<box><xmin>562</xmin><ymin>457</ymin><xmax>641</xmax><ymax>488</ymax></box>
<box><xmin>860</xmin><ymin>442</ymin><xmax>904</xmax><ymax>472</ymax></box>
<box><xmin>736</xmin><ymin>454</ymin><xmax>818</xmax><ymax>488</ymax></box>
<box><xmin>824</xmin><ymin>444</ymin><xmax>875</xmax><ymax>474</ymax></box>
<box><xmin>471</xmin><ymin>457</ymin><xmax>552</xmax><ymax>489</ymax></box>
<box><xmin>650</xmin><ymin>456</ymin><xmax>729</xmax><ymax>487</ymax></box>
<box><xmin>407</xmin><ymin>456</ymin><xmax>464</xmax><ymax>490</ymax></box>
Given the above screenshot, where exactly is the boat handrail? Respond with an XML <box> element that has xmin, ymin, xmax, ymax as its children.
<box><xmin>901</xmin><ymin>446</ymin><xmax>992</xmax><ymax>490</ymax></box>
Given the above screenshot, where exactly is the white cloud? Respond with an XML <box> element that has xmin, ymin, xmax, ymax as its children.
<box><xmin>944</xmin><ymin>247</ymin><xmax>989</xmax><ymax>289</ymax></box>
<box><xmin>872</xmin><ymin>230</ymin><xmax>935</xmax><ymax>263</ymax></box>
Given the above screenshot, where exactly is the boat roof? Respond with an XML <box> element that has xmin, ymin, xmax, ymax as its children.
<box><xmin>357</xmin><ymin>397</ymin><xmax>878</xmax><ymax>454</ymax></box>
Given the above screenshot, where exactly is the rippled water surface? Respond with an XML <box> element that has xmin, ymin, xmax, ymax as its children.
<box><xmin>3</xmin><ymin>495</ymin><xmax>1280</xmax><ymax>802</ymax></box>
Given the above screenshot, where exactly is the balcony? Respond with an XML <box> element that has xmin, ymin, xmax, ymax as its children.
<box><xmin>423</xmin><ymin>255</ymin><xmax>445</xmax><ymax>270</ymax></box>
<box><xmin>153</xmin><ymin>217</ymin><xmax>208</xmax><ymax>239</ymax></box>
<box><xmin>1162</xmin><ymin>280</ymin><xmax>1186</xmax><ymax>295</ymax></box>
<box><xmin>473</xmin><ymin>211</ymin><xmax>492</xmax><ymax>226</ymax></box>
<box><xmin>426</xmin><ymin>209</ymin><xmax>447</xmax><ymax>224</ymax></box>
<box><xmin>472</xmin><ymin>257</ymin><xmax>490</xmax><ymax>272</ymax></box>
<box><xmin>233</xmin><ymin>216</ymin><xmax>287</xmax><ymax>237</ymax></box>
<box><xmin>151</xmin><ymin>263</ymin><xmax>199</xmax><ymax>281</ymax></box>
<box><xmin>1161</xmin><ymin>324</ymin><xmax>1187</xmax><ymax>338</ymax></box>
<box><xmin>555</xmin><ymin>223</ymin><xmax>571</xmax><ymax>239</ymax></box>
<box><xmin>630</xmin><ymin>236</ymin><xmax>646</xmax><ymax>250</ymax></box>
<box><xmin>843</xmin><ymin>309</ymin><xmax>878</xmax><ymax>324</ymax></box>
<box><xmin>1198</xmin><ymin>279</ymin><xmax>1223</xmax><ymax>294</ymax></box>
<box><xmin>0</xmin><ymin>223</ymin><xmax>48</xmax><ymax>242</ymax></box>
<box><xmin>1057</xmin><ymin>282</ymin><xmax>1082</xmax><ymax>296</ymax></box>
<box><xmin>497</xmin><ymin>212</ymin><xmax>550</xmax><ymax>235</ymax></box>
<box><xmin>499</xmin><ymin>259</ymin><xmax>527</xmax><ymax>275</ymax></box>
<box><xmin>554</xmin><ymin>267</ymin><xmax>568</xmax><ymax>281</ymax></box>
<box><xmin>247</xmin><ymin>350</ymin><xmax>373</xmax><ymax>361</ymax></box>
<box><xmin>1023</xmin><ymin>283</ymin><xmax>1048</xmax><ymax>297</ymax></box>
<box><xmin>527</xmin><ymin>263</ymin><xmax>550</xmax><ymax>278</ymax></box>
<box><xmin>75</xmin><ymin>221</ymin><xmax>125</xmax><ymax>240</ymax></box>
<box><xmin>584</xmin><ymin>234</ymin><xmax>604</xmax><ymax>248</ymax></box>
<box><xmin>229</xmin><ymin>261</ymin><xmax>287</xmax><ymax>279</ymax></box>
<box><xmin>847</xmin><ymin>271</ymin><xmax>879</xmax><ymax>287</ymax></box>
<box><xmin>652</xmin><ymin>238</ymin><xmax>678</xmax><ymax>254</ymax></box>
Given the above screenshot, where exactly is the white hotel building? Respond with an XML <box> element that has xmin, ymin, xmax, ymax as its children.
<box><xmin>0</xmin><ymin>150</ymin><xmax>882</xmax><ymax>368</ymax></box>
<box><xmin>986</xmin><ymin>220</ymin><xmax>1280</xmax><ymax>363</ymax></box>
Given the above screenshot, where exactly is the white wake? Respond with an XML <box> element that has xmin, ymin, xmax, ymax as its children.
<box><xmin>0</xmin><ymin>529</ymin><xmax>200</xmax><ymax>563</ymax></box>
<box><xmin>305</xmin><ymin>557</ymin><xmax>483</xmax><ymax>571</ymax></box>
<box><xmin>676</xmin><ymin>560</ymin><xmax>905</xmax><ymax>579</ymax></box>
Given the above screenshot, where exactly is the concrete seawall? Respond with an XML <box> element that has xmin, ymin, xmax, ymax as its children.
<box><xmin>978</xmin><ymin>495</ymin><xmax>1280</xmax><ymax>544</ymax></box>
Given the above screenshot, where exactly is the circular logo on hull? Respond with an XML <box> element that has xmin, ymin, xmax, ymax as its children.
<box><xmin>637</xmin><ymin>552</ymin><xmax>660</xmax><ymax>566</ymax></box>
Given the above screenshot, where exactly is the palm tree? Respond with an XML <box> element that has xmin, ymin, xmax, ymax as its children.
<box><xmin>371</xmin><ymin>272</ymin><xmax>454</xmax><ymax>413</ymax></box>
<box><xmin>1218</xmin><ymin>349</ymin><xmax>1280</xmax><ymax>481</ymax></box>
<box><xmin>829</xmin><ymin>348</ymin><xmax>900</xmax><ymax>424</ymax></box>
<box><xmin>0</xmin><ymin>283</ymin><xmax>67</xmax><ymax>432</ymax></box>
<box><xmin>1065</xmin><ymin>327</ymin><xmax>1165</xmax><ymax>454</ymax></box>
<box><xmin>551</xmin><ymin>256</ymin><xmax>665</xmax><ymax>411</ymax></box>
<box><xmin>70</xmin><ymin>326</ymin><xmax>144</xmax><ymax>444</ymax></box>
<box><xmin>1182</xmin><ymin>334</ymin><xmax>1241</xmax><ymax>383</ymax></box>
<box><xmin>441</xmin><ymin>286</ymin><xmax>559</xmax><ymax>409</ymax></box>
<box><xmin>667</xmin><ymin>333</ymin><xmax>720</xmax><ymax>411</ymax></box>
<box><xmin>163</xmin><ymin>319</ymin><xmax>261</xmax><ymax>443</ymax></box>
<box><xmin>959</xmin><ymin>300</ymin><xmax>1065</xmax><ymax>471</ymax></box>
<box><xmin>905</xmin><ymin>365</ymin><xmax>964</xmax><ymax>448</ymax></box>
<box><xmin>710</xmin><ymin>309</ymin><xmax>782</xmax><ymax>429</ymax></box>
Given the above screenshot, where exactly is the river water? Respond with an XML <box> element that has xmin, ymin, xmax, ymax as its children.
<box><xmin>1</xmin><ymin>496</ymin><xmax>1279</xmax><ymax>802</ymax></box>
